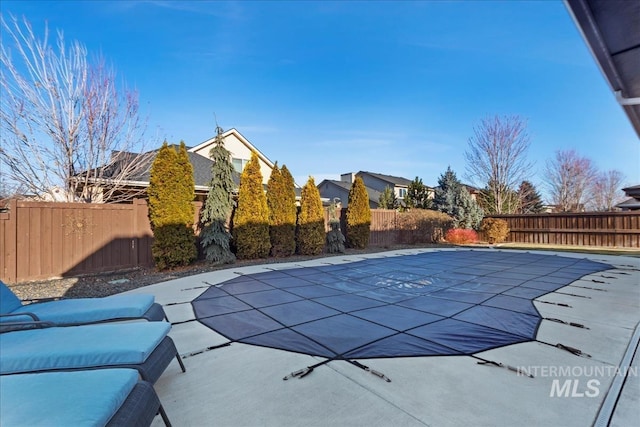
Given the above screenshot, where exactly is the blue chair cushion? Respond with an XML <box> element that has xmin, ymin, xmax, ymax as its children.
<box><xmin>0</xmin><ymin>322</ymin><xmax>171</xmax><ymax>374</ymax></box>
<box><xmin>0</xmin><ymin>369</ymin><xmax>139</xmax><ymax>426</ymax></box>
<box><xmin>0</xmin><ymin>281</ymin><xmax>23</xmax><ymax>314</ymax></box>
<box><xmin>8</xmin><ymin>294</ymin><xmax>155</xmax><ymax>324</ymax></box>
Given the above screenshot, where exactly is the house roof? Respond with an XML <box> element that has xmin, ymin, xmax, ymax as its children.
<box><xmin>103</xmin><ymin>145</ymin><xmax>240</xmax><ymax>192</ymax></box>
<box><xmin>358</xmin><ymin>171</ymin><xmax>413</xmax><ymax>187</ymax></box>
<box><xmin>616</xmin><ymin>197</ymin><xmax>640</xmax><ymax>210</ymax></box>
<box><xmin>565</xmin><ymin>0</ymin><xmax>640</xmax><ymax>137</ymax></box>
<box><xmin>622</xmin><ymin>184</ymin><xmax>640</xmax><ymax>198</ymax></box>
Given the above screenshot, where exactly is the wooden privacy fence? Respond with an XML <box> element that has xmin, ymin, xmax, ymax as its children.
<box><xmin>325</xmin><ymin>209</ymin><xmax>401</xmax><ymax>247</ymax></box>
<box><xmin>2</xmin><ymin>201</ymin><xmax>638</xmax><ymax>283</ymax></box>
<box><xmin>0</xmin><ymin>199</ymin><xmax>201</xmax><ymax>284</ymax></box>
<box><xmin>486</xmin><ymin>212</ymin><xmax>640</xmax><ymax>248</ymax></box>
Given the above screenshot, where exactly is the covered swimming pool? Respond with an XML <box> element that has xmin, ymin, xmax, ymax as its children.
<box><xmin>192</xmin><ymin>250</ymin><xmax>611</xmax><ymax>360</ymax></box>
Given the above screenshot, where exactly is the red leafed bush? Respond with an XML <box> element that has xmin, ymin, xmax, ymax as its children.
<box><xmin>445</xmin><ymin>228</ymin><xmax>478</xmax><ymax>245</ymax></box>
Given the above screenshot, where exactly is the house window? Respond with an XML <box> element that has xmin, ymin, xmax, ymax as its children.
<box><xmin>397</xmin><ymin>188</ymin><xmax>407</xmax><ymax>199</ymax></box>
<box><xmin>232</xmin><ymin>158</ymin><xmax>248</xmax><ymax>173</ymax></box>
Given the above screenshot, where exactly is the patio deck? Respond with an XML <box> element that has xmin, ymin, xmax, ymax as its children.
<box><xmin>124</xmin><ymin>248</ymin><xmax>639</xmax><ymax>427</ymax></box>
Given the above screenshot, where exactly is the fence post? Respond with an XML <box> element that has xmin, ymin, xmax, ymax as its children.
<box><xmin>1</xmin><ymin>199</ymin><xmax>18</xmax><ymax>283</ymax></box>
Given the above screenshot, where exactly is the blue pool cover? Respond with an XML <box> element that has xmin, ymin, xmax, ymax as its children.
<box><xmin>192</xmin><ymin>250</ymin><xmax>611</xmax><ymax>359</ymax></box>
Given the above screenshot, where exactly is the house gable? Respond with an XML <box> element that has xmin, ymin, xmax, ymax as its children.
<box><xmin>189</xmin><ymin>128</ymin><xmax>275</xmax><ymax>185</ymax></box>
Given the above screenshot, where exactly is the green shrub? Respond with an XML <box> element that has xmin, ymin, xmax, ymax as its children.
<box><xmin>346</xmin><ymin>176</ymin><xmax>371</xmax><ymax>249</ymax></box>
<box><xmin>397</xmin><ymin>209</ymin><xmax>453</xmax><ymax>244</ymax></box>
<box><xmin>445</xmin><ymin>228</ymin><xmax>479</xmax><ymax>244</ymax></box>
<box><xmin>147</xmin><ymin>141</ymin><xmax>197</xmax><ymax>270</ymax></box>
<box><xmin>296</xmin><ymin>177</ymin><xmax>325</xmax><ymax>255</ymax></box>
<box><xmin>152</xmin><ymin>224</ymin><xmax>198</xmax><ymax>270</ymax></box>
<box><xmin>232</xmin><ymin>151</ymin><xmax>270</xmax><ymax>259</ymax></box>
<box><xmin>480</xmin><ymin>218</ymin><xmax>510</xmax><ymax>244</ymax></box>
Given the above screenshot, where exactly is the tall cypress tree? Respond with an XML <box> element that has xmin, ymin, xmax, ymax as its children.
<box><xmin>280</xmin><ymin>165</ymin><xmax>297</xmax><ymax>255</ymax></box>
<box><xmin>175</xmin><ymin>141</ymin><xmax>195</xmax><ymax>225</ymax></box>
<box><xmin>296</xmin><ymin>176</ymin><xmax>325</xmax><ymax>255</ymax></box>
<box><xmin>148</xmin><ymin>141</ymin><xmax>197</xmax><ymax>270</ymax></box>
<box><xmin>200</xmin><ymin>127</ymin><xmax>236</xmax><ymax>264</ymax></box>
<box><xmin>148</xmin><ymin>142</ymin><xmax>177</xmax><ymax>229</ymax></box>
<box><xmin>232</xmin><ymin>151</ymin><xmax>270</xmax><ymax>259</ymax></box>
<box><xmin>267</xmin><ymin>163</ymin><xmax>296</xmax><ymax>257</ymax></box>
<box><xmin>346</xmin><ymin>176</ymin><xmax>371</xmax><ymax>249</ymax></box>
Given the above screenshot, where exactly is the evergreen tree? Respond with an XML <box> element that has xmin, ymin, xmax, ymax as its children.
<box><xmin>296</xmin><ymin>176</ymin><xmax>325</xmax><ymax>255</ymax></box>
<box><xmin>378</xmin><ymin>186</ymin><xmax>398</xmax><ymax>209</ymax></box>
<box><xmin>232</xmin><ymin>151</ymin><xmax>270</xmax><ymax>259</ymax></box>
<box><xmin>280</xmin><ymin>165</ymin><xmax>297</xmax><ymax>255</ymax></box>
<box><xmin>325</xmin><ymin>199</ymin><xmax>345</xmax><ymax>253</ymax></box>
<box><xmin>148</xmin><ymin>142</ymin><xmax>177</xmax><ymax>229</ymax></box>
<box><xmin>267</xmin><ymin>163</ymin><xmax>297</xmax><ymax>257</ymax></box>
<box><xmin>346</xmin><ymin>176</ymin><xmax>371</xmax><ymax>249</ymax></box>
<box><xmin>433</xmin><ymin>167</ymin><xmax>483</xmax><ymax>229</ymax></box>
<box><xmin>175</xmin><ymin>141</ymin><xmax>195</xmax><ymax>224</ymax></box>
<box><xmin>200</xmin><ymin>126</ymin><xmax>236</xmax><ymax>264</ymax></box>
<box><xmin>148</xmin><ymin>141</ymin><xmax>197</xmax><ymax>270</ymax></box>
<box><xmin>517</xmin><ymin>180</ymin><xmax>545</xmax><ymax>214</ymax></box>
<box><xmin>405</xmin><ymin>177</ymin><xmax>432</xmax><ymax>209</ymax></box>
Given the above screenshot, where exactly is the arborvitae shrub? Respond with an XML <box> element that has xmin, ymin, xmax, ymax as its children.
<box><xmin>445</xmin><ymin>228</ymin><xmax>479</xmax><ymax>244</ymax></box>
<box><xmin>152</xmin><ymin>224</ymin><xmax>198</xmax><ymax>271</ymax></box>
<box><xmin>480</xmin><ymin>218</ymin><xmax>510</xmax><ymax>244</ymax></box>
<box><xmin>397</xmin><ymin>209</ymin><xmax>453</xmax><ymax>244</ymax></box>
<box><xmin>148</xmin><ymin>141</ymin><xmax>197</xmax><ymax>270</ymax></box>
<box><xmin>232</xmin><ymin>151</ymin><xmax>270</xmax><ymax>259</ymax></box>
<box><xmin>267</xmin><ymin>164</ymin><xmax>297</xmax><ymax>257</ymax></box>
<box><xmin>296</xmin><ymin>177</ymin><xmax>325</xmax><ymax>255</ymax></box>
<box><xmin>279</xmin><ymin>165</ymin><xmax>297</xmax><ymax>255</ymax></box>
<box><xmin>346</xmin><ymin>176</ymin><xmax>371</xmax><ymax>249</ymax></box>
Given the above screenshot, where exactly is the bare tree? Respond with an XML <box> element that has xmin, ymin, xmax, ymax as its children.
<box><xmin>588</xmin><ymin>170</ymin><xmax>626</xmax><ymax>211</ymax></box>
<box><xmin>544</xmin><ymin>149</ymin><xmax>598</xmax><ymax>212</ymax></box>
<box><xmin>465</xmin><ymin>115</ymin><xmax>533</xmax><ymax>214</ymax></box>
<box><xmin>0</xmin><ymin>15</ymin><xmax>149</xmax><ymax>203</ymax></box>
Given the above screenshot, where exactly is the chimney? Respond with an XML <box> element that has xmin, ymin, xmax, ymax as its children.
<box><xmin>340</xmin><ymin>173</ymin><xmax>354</xmax><ymax>183</ymax></box>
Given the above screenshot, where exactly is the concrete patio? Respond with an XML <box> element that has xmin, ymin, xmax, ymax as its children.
<box><xmin>123</xmin><ymin>248</ymin><xmax>639</xmax><ymax>427</ymax></box>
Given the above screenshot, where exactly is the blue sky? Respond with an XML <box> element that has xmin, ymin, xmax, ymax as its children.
<box><xmin>2</xmin><ymin>0</ymin><xmax>638</xmax><ymax>199</ymax></box>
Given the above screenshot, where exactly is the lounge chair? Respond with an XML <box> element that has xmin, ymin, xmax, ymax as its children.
<box><xmin>0</xmin><ymin>368</ymin><xmax>171</xmax><ymax>426</ymax></box>
<box><xmin>0</xmin><ymin>280</ymin><xmax>166</xmax><ymax>326</ymax></box>
<box><xmin>0</xmin><ymin>322</ymin><xmax>186</xmax><ymax>384</ymax></box>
